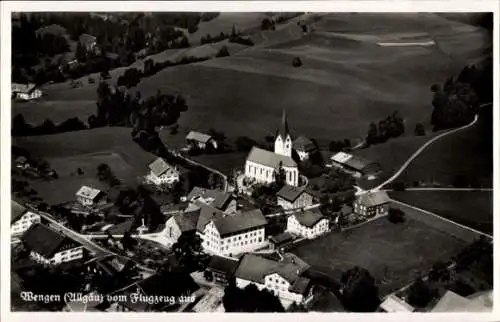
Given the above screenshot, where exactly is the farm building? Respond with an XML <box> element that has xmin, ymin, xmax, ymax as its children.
<box><xmin>276</xmin><ymin>185</ymin><xmax>314</xmax><ymax>210</ymax></box>
<box><xmin>75</xmin><ymin>186</ymin><xmax>106</xmax><ymax>206</ymax></box>
<box><xmin>353</xmin><ymin>191</ymin><xmax>390</xmax><ymax>217</ymax></box>
<box><xmin>234</xmin><ymin>253</ymin><xmax>313</xmax><ymax>307</ymax></box>
<box><xmin>287</xmin><ymin>209</ymin><xmax>329</xmax><ymax>239</ymax></box>
<box><xmin>328</xmin><ymin>151</ymin><xmax>381</xmax><ymax>179</ymax></box>
<box><xmin>145</xmin><ymin>157</ymin><xmax>180</xmax><ymax>186</ymax></box>
<box><xmin>21</xmin><ymin>223</ymin><xmax>85</xmax><ymax>265</ymax></box>
<box><xmin>11</xmin><ymin>200</ymin><xmax>41</xmax><ymax>239</ymax></box>
<box><xmin>205</xmin><ymin>255</ymin><xmax>240</xmax><ymax>286</ymax></box>
<box><xmin>186</xmin><ymin>131</ymin><xmax>218</xmax><ymax>150</ymax></box>
<box><xmin>185</xmin><ymin>187</ymin><xmax>237</xmax><ymax>213</ymax></box>
<box><xmin>245</xmin><ymin>109</ymin><xmax>300</xmax><ymax>187</ymax></box>
<box><xmin>12</xmin><ymin>83</ymin><xmax>42</xmax><ymax>101</ymax></box>
<box><xmin>163</xmin><ymin>209</ymin><xmax>201</xmax><ymax>244</ymax></box>
<box><xmin>293</xmin><ymin>136</ymin><xmax>317</xmax><ymax>161</ymax></box>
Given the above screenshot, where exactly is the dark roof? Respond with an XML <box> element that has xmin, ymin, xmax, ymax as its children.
<box><xmin>212</xmin><ymin>192</ymin><xmax>233</xmax><ymax>210</ymax></box>
<box><xmin>269</xmin><ymin>232</ymin><xmax>295</xmax><ymax>245</ymax></box>
<box><xmin>338</xmin><ymin>204</ymin><xmax>353</xmax><ymax>216</ymax></box>
<box><xmin>293</xmin><ymin>136</ymin><xmax>316</xmax><ymax>152</ymax></box>
<box><xmin>187</xmin><ymin>186</ymin><xmax>223</xmax><ymax>202</ymax></box>
<box><xmin>79</xmin><ymin>33</ymin><xmax>96</xmax><ymax>44</ymax></box>
<box><xmin>276</xmin><ymin>185</ymin><xmax>309</xmax><ymax>202</ymax></box>
<box><xmin>330</xmin><ymin>152</ymin><xmax>377</xmax><ymax>172</ymax></box>
<box><xmin>106</xmin><ymin>219</ymin><xmax>134</xmax><ymax>235</ymax></box>
<box><xmin>276</xmin><ymin>108</ymin><xmax>290</xmax><ymax>139</ymax></box>
<box><xmin>357</xmin><ymin>191</ymin><xmax>390</xmax><ymax>207</ymax></box>
<box><xmin>186</xmin><ymin>131</ymin><xmax>213</xmax><ymax>143</ymax></box>
<box><xmin>148</xmin><ymin>157</ymin><xmax>177</xmax><ymax>177</ymax></box>
<box><xmin>196</xmin><ymin>204</ymin><xmax>225</xmax><ymax>232</ymax></box>
<box><xmin>11</xmin><ymin>200</ymin><xmax>27</xmax><ymax>223</ymax></box>
<box><xmin>213</xmin><ymin>209</ymin><xmax>267</xmax><ymax>237</ymax></box>
<box><xmin>246</xmin><ymin>146</ymin><xmax>297</xmax><ymax>168</ymax></box>
<box><xmin>207</xmin><ymin>255</ymin><xmax>240</xmax><ymax>275</ymax></box>
<box><xmin>289</xmin><ymin>276</ymin><xmax>312</xmax><ymax>294</ymax></box>
<box><xmin>21</xmin><ymin>223</ymin><xmax>79</xmax><ymax>258</ymax></box>
<box><xmin>292</xmin><ymin>209</ymin><xmax>326</xmax><ymax>228</ymax></box>
<box><xmin>174</xmin><ymin>210</ymin><xmax>201</xmax><ymax>233</ymax></box>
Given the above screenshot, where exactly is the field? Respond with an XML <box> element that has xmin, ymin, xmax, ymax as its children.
<box><xmin>395</xmin><ymin>104</ymin><xmax>493</xmax><ymax>188</ymax></box>
<box><xmin>13</xmin><ymin>127</ymin><xmax>158</xmax><ymax>204</ymax></box>
<box><xmin>13</xmin><ymin>13</ymin><xmax>491</xmax><ymax>144</ymax></box>
<box><xmin>190</xmin><ymin>152</ymin><xmax>248</xmax><ymax>176</ymax></box>
<box><xmin>389</xmin><ymin>190</ymin><xmax>493</xmax><ymax>235</ymax></box>
<box><xmin>291</xmin><ymin>213</ymin><xmax>467</xmax><ymax>296</ymax></box>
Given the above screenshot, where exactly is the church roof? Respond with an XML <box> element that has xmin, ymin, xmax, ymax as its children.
<box><xmin>276</xmin><ymin>108</ymin><xmax>290</xmax><ymax>139</ymax></box>
<box><xmin>246</xmin><ymin>146</ymin><xmax>297</xmax><ymax>169</ymax></box>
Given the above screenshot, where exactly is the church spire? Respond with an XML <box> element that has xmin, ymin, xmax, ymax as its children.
<box><xmin>278</xmin><ymin>108</ymin><xmax>290</xmax><ymax>139</ymax></box>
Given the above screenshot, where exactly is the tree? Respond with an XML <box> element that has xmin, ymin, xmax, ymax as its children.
<box><xmin>77</xmin><ymin>168</ymin><xmax>84</xmax><ymax>175</ymax></box>
<box><xmin>171</xmin><ymin>234</ymin><xmax>209</xmax><ymax>272</ymax></box>
<box><xmin>366</xmin><ymin>122</ymin><xmax>378</xmax><ymax>145</ymax></box>
<box><xmin>388</xmin><ymin>208</ymin><xmax>405</xmax><ymax>224</ymax></box>
<box><xmin>392</xmin><ymin>181</ymin><xmax>406</xmax><ymax>191</ymax></box>
<box><xmin>407</xmin><ymin>277</ymin><xmax>435</xmax><ymax>307</ymax></box>
<box><xmin>274</xmin><ymin>161</ymin><xmax>287</xmax><ymax>188</ymax></box>
<box><xmin>144</xmin><ymin>58</ymin><xmax>155</xmax><ymax>75</ymax></box>
<box><xmin>75</xmin><ymin>41</ymin><xmax>87</xmax><ymax>62</ymax></box>
<box><xmin>121</xmin><ymin>231</ymin><xmax>137</xmax><ymax>251</ymax></box>
<box><xmin>340</xmin><ymin>266</ymin><xmax>380</xmax><ymax>312</ymax></box>
<box><xmin>216</xmin><ymin>46</ymin><xmax>230</xmax><ymax>58</ymax></box>
<box><xmin>414</xmin><ymin>123</ymin><xmax>426</xmax><ymax>136</ymax></box>
<box><xmin>97</xmin><ymin>163</ymin><xmax>112</xmax><ymax>181</ymax></box>
<box><xmin>261</xmin><ymin>18</ymin><xmax>274</xmax><ymax>30</ymax></box>
<box><xmin>223</xmin><ymin>280</ymin><xmax>285</xmax><ymax>312</ymax></box>
<box><xmin>428</xmin><ymin>261</ymin><xmax>450</xmax><ymax>282</ymax></box>
<box><xmin>292</xmin><ymin>57</ymin><xmax>302</xmax><ymax>67</ymax></box>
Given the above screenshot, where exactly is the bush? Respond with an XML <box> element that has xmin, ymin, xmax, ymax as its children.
<box><xmin>406</xmin><ymin>278</ymin><xmax>436</xmax><ymax>307</ymax></box>
<box><xmin>388</xmin><ymin>208</ymin><xmax>405</xmax><ymax>224</ymax></box>
<box><xmin>292</xmin><ymin>57</ymin><xmax>302</xmax><ymax>67</ymax></box>
<box><xmin>392</xmin><ymin>181</ymin><xmax>406</xmax><ymax>191</ymax></box>
<box><xmin>414</xmin><ymin>123</ymin><xmax>426</xmax><ymax>136</ymax></box>
<box><xmin>216</xmin><ymin>46</ymin><xmax>230</xmax><ymax>58</ymax></box>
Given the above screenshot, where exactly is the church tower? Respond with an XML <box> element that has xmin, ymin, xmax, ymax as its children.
<box><xmin>274</xmin><ymin>108</ymin><xmax>292</xmax><ymax>157</ymax></box>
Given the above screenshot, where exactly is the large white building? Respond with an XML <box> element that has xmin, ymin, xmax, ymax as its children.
<box><xmin>244</xmin><ymin>109</ymin><xmax>299</xmax><ymax>186</ymax></box>
<box><xmin>145</xmin><ymin>157</ymin><xmax>180</xmax><ymax>186</ymax></box>
<box><xmin>234</xmin><ymin>253</ymin><xmax>314</xmax><ymax>307</ymax></box>
<box><xmin>287</xmin><ymin>209</ymin><xmax>329</xmax><ymax>239</ymax></box>
<box><xmin>21</xmin><ymin>223</ymin><xmax>85</xmax><ymax>265</ymax></box>
<box><xmin>11</xmin><ymin>200</ymin><xmax>41</xmax><ymax>239</ymax></box>
<box><xmin>75</xmin><ymin>186</ymin><xmax>106</xmax><ymax>206</ymax></box>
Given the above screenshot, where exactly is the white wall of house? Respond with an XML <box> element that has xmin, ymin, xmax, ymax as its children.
<box><xmin>147</xmin><ymin>170</ymin><xmax>180</xmax><ymax>185</ymax></box>
<box><xmin>16</xmin><ymin>89</ymin><xmax>42</xmax><ymax>101</ymax></box>
<box><xmin>354</xmin><ymin>202</ymin><xmax>388</xmax><ymax>217</ymax></box>
<box><xmin>77</xmin><ymin>196</ymin><xmax>94</xmax><ymax>206</ymax></box>
<box><xmin>287</xmin><ymin>216</ymin><xmax>329</xmax><ymax>239</ymax></box>
<box><xmin>245</xmin><ymin>161</ymin><xmax>299</xmax><ymax>187</ymax></box>
<box><xmin>235</xmin><ymin>275</ymin><xmax>304</xmax><ymax>305</ymax></box>
<box><xmin>201</xmin><ymin>222</ymin><xmax>266</xmax><ymax>256</ymax></box>
<box><xmin>30</xmin><ymin>246</ymin><xmax>84</xmax><ymax>265</ymax></box>
<box><xmin>278</xmin><ymin>193</ymin><xmax>313</xmax><ymax>210</ymax></box>
<box><xmin>296</xmin><ymin>150</ymin><xmax>309</xmax><ymax>161</ymax></box>
<box><xmin>11</xmin><ymin>211</ymin><xmax>41</xmax><ymax>237</ymax></box>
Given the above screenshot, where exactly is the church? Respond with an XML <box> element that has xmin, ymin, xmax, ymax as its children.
<box><xmin>244</xmin><ymin>109</ymin><xmax>300</xmax><ymax>186</ymax></box>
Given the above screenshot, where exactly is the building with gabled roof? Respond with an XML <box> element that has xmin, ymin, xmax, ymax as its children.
<box><xmin>21</xmin><ymin>223</ymin><xmax>85</xmax><ymax>265</ymax></box>
<box><xmin>276</xmin><ymin>185</ymin><xmax>314</xmax><ymax>210</ymax></box>
<box><xmin>329</xmin><ymin>151</ymin><xmax>381</xmax><ymax>178</ymax></box>
<box><xmin>146</xmin><ymin>157</ymin><xmax>180</xmax><ymax>186</ymax></box>
<box><xmin>11</xmin><ymin>200</ymin><xmax>41</xmax><ymax>238</ymax></box>
<box><xmin>205</xmin><ymin>255</ymin><xmax>240</xmax><ymax>285</ymax></box>
<box><xmin>234</xmin><ymin>254</ymin><xmax>313</xmax><ymax>307</ymax></box>
<box><xmin>186</xmin><ymin>131</ymin><xmax>218</xmax><ymax>150</ymax></box>
<box><xmin>293</xmin><ymin>136</ymin><xmax>317</xmax><ymax>161</ymax></box>
<box><xmin>354</xmin><ymin>190</ymin><xmax>390</xmax><ymax>217</ymax></box>
<box><xmin>163</xmin><ymin>209</ymin><xmax>201</xmax><ymax>244</ymax></box>
<box><xmin>76</xmin><ymin>185</ymin><xmax>105</xmax><ymax>206</ymax></box>
<box><xmin>12</xmin><ymin>83</ymin><xmax>42</xmax><ymax>101</ymax></box>
<box><xmin>287</xmin><ymin>209</ymin><xmax>329</xmax><ymax>239</ymax></box>
<box><xmin>79</xmin><ymin>33</ymin><xmax>97</xmax><ymax>52</ymax></box>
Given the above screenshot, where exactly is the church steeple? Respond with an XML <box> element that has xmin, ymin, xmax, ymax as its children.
<box><xmin>277</xmin><ymin>108</ymin><xmax>290</xmax><ymax>139</ymax></box>
<box><xmin>274</xmin><ymin>108</ymin><xmax>292</xmax><ymax>157</ymax></box>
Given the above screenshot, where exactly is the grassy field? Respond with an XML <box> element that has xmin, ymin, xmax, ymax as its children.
<box><xmin>13</xmin><ymin>13</ymin><xmax>491</xmax><ymax>144</ymax></box>
<box><xmin>13</xmin><ymin>127</ymin><xmax>158</xmax><ymax>204</ymax></box>
<box><xmin>190</xmin><ymin>152</ymin><xmax>248</xmax><ymax>176</ymax></box>
<box><xmin>389</xmin><ymin>190</ymin><xmax>493</xmax><ymax>235</ymax></box>
<box><xmin>291</xmin><ymin>214</ymin><xmax>466</xmax><ymax>296</ymax></box>
<box><xmin>396</xmin><ymin>104</ymin><xmax>493</xmax><ymax>188</ymax></box>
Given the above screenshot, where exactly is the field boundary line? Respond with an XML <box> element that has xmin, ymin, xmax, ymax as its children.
<box><xmin>390</xmin><ymin>198</ymin><xmax>492</xmax><ymax>239</ymax></box>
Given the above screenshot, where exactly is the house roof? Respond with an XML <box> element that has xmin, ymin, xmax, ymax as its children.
<box><xmin>212</xmin><ymin>209</ymin><xmax>267</xmax><ymax>237</ymax></box>
<box><xmin>207</xmin><ymin>255</ymin><xmax>240</xmax><ymax>275</ymax></box>
<box><xmin>269</xmin><ymin>232</ymin><xmax>295</xmax><ymax>245</ymax></box>
<box><xmin>212</xmin><ymin>192</ymin><xmax>233</xmax><ymax>210</ymax></box>
<box><xmin>246</xmin><ymin>146</ymin><xmax>297</xmax><ymax>169</ymax></box>
<box><xmin>75</xmin><ymin>186</ymin><xmax>102</xmax><ymax>200</ymax></box>
<box><xmin>357</xmin><ymin>191</ymin><xmax>390</xmax><ymax>207</ymax></box>
<box><xmin>173</xmin><ymin>210</ymin><xmax>201</xmax><ymax>233</ymax></box>
<box><xmin>338</xmin><ymin>204</ymin><xmax>353</xmax><ymax>216</ymax></box>
<box><xmin>292</xmin><ymin>209</ymin><xmax>326</xmax><ymax>228</ymax></box>
<box><xmin>187</xmin><ymin>186</ymin><xmax>223</xmax><ymax>202</ymax></box>
<box><xmin>12</xmin><ymin>83</ymin><xmax>37</xmax><ymax>94</ymax></box>
<box><xmin>186</xmin><ymin>131</ymin><xmax>213</xmax><ymax>143</ymax></box>
<box><xmin>330</xmin><ymin>152</ymin><xmax>376</xmax><ymax>172</ymax></box>
<box><xmin>196</xmin><ymin>204</ymin><xmax>225</xmax><ymax>233</ymax></box>
<box><xmin>11</xmin><ymin>200</ymin><xmax>27</xmax><ymax>224</ymax></box>
<box><xmin>277</xmin><ymin>185</ymin><xmax>308</xmax><ymax>202</ymax></box>
<box><xmin>148</xmin><ymin>157</ymin><xmax>177</xmax><ymax>177</ymax></box>
<box><xmin>235</xmin><ymin>254</ymin><xmax>311</xmax><ymax>295</ymax></box>
<box><xmin>21</xmin><ymin>223</ymin><xmax>79</xmax><ymax>258</ymax></box>
<box><xmin>379</xmin><ymin>295</ymin><xmax>415</xmax><ymax>312</ymax></box>
<box><xmin>293</xmin><ymin>136</ymin><xmax>316</xmax><ymax>152</ymax></box>
<box><xmin>79</xmin><ymin>33</ymin><xmax>96</xmax><ymax>44</ymax></box>
<box><xmin>431</xmin><ymin>290</ymin><xmax>491</xmax><ymax>312</ymax></box>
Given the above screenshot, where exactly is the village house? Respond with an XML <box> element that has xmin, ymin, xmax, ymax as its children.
<box><xmin>287</xmin><ymin>209</ymin><xmax>329</xmax><ymax>239</ymax></box>
<box><xmin>75</xmin><ymin>186</ymin><xmax>106</xmax><ymax>206</ymax></box>
<box><xmin>163</xmin><ymin>209</ymin><xmax>200</xmax><ymax>244</ymax></box>
<box><xmin>186</xmin><ymin>131</ymin><xmax>218</xmax><ymax>150</ymax></box>
<box><xmin>21</xmin><ymin>223</ymin><xmax>86</xmax><ymax>265</ymax></box>
<box><xmin>276</xmin><ymin>185</ymin><xmax>314</xmax><ymax>210</ymax></box>
<box><xmin>12</xmin><ymin>83</ymin><xmax>42</xmax><ymax>101</ymax></box>
<box><xmin>234</xmin><ymin>253</ymin><xmax>314</xmax><ymax>307</ymax></box>
<box><xmin>185</xmin><ymin>187</ymin><xmax>237</xmax><ymax>213</ymax></box>
<box><xmin>205</xmin><ymin>255</ymin><xmax>240</xmax><ymax>285</ymax></box>
<box><xmin>11</xmin><ymin>200</ymin><xmax>41</xmax><ymax>239</ymax></box>
<box><xmin>269</xmin><ymin>232</ymin><xmax>296</xmax><ymax>250</ymax></box>
<box><xmin>84</xmin><ymin>255</ymin><xmax>136</xmax><ymax>293</ymax></box>
<box><xmin>353</xmin><ymin>190</ymin><xmax>390</xmax><ymax>217</ymax></box>
<box><xmin>244</xmin><ymin>109</ymin><xmax>300</xmax><ymax>186</ymax></box>
<box><xmin>329</xmin><ymin>151</ymin><xmax>381</xmax><ymax>179</ymax></box>
<box><xmin>198</xmin><ymin>207</ymin><xmax>268</xmax><ymax>256</ymax></box>
<box><xmin>146</xmin><ymin>157</ymin><xmax>180</xmax><ymax>185</ymax></box>
<box><xmin>79</xmin><ymin>33</ymin><xmax>97</xmax><ymax>52</ymax></box>
<box><xmin>293</xmin><ymin>136</ymin><xmax>317</xmax><ymax>161</ymax></box>
<box><xmin>14</xmin><ymin>156</ymin><xmax>30</xmax><ymax>169</ymax></box>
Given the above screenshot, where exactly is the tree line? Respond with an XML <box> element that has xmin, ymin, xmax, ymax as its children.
<box><xmin>366</xmin><ymin>111</ymin><xmax>405</xmax><ymax>146</ymax></box>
